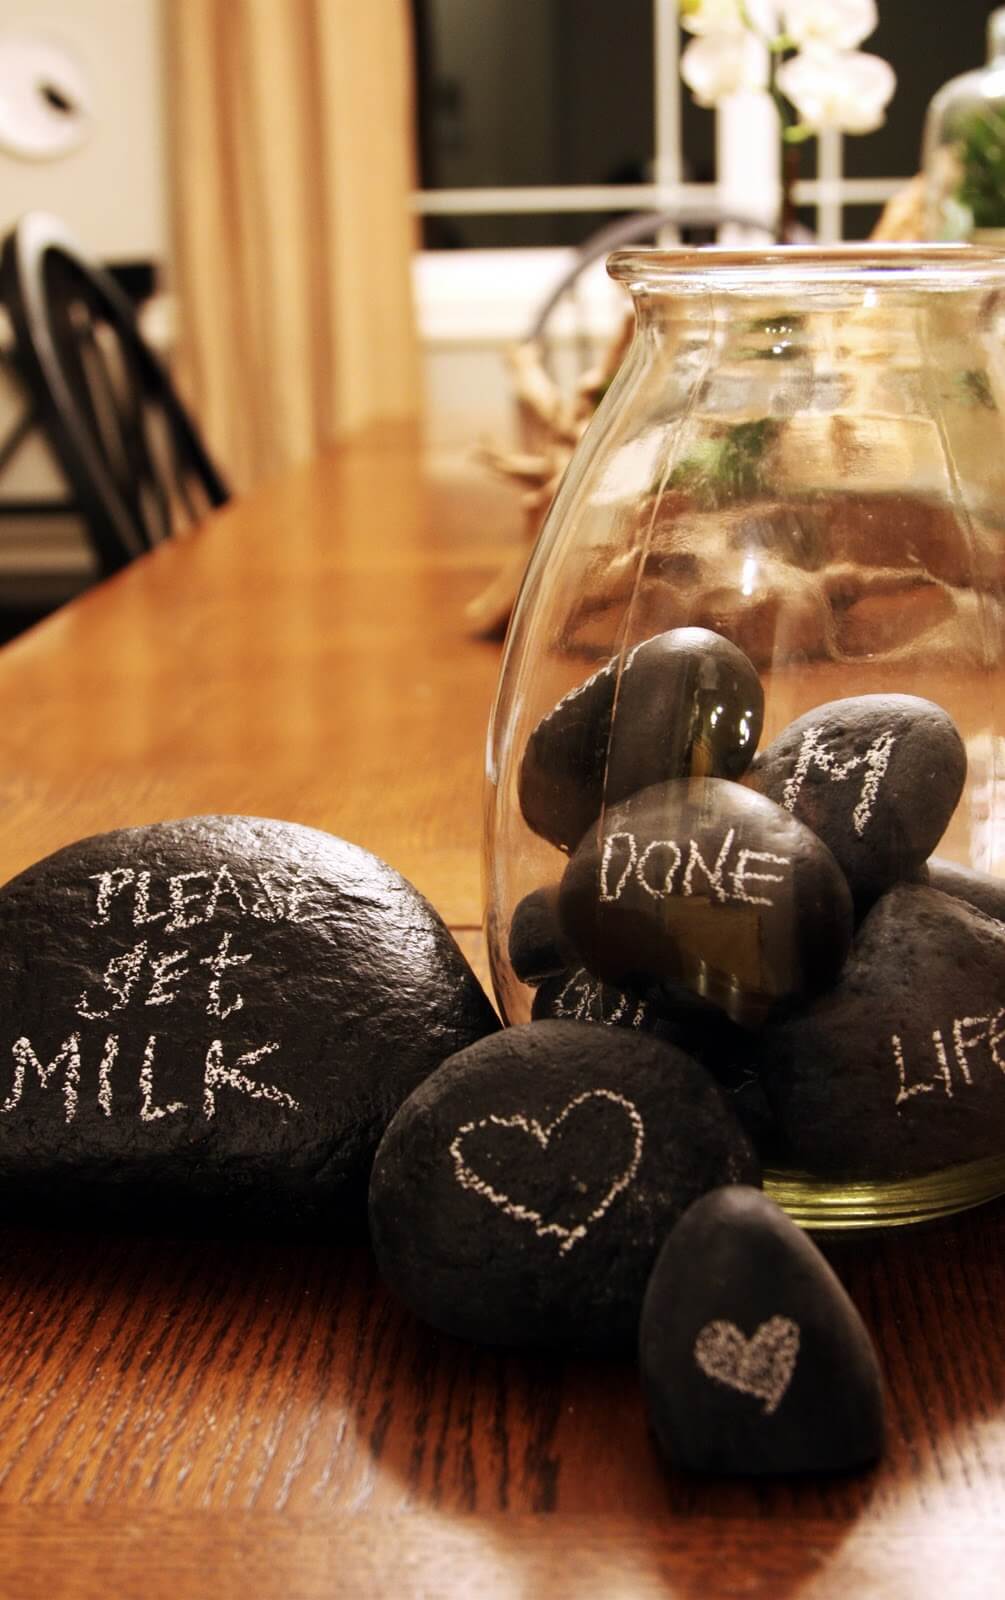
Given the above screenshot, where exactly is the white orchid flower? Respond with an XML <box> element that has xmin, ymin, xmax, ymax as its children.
<box><xmin>746</xmin><ymin>0</ymin><xmax>784</xmax><ymax>35</ymax></box>
<box><xmin>681</xmin><ymin>0</ymin><xmax>782</xmax><ymax>37</ymax></box>
<box><xmin>681</xmin><ymin>30</ymin><xmax>770</xmax><ymax>105</ymax></box>
<box><xmin>781</xmin><ymin>0</ymin><xmax>878</xmax><ymax>51</ymax></box>
<box><xmin>776</xmin><ymin>46</ymin><xmax>896</xmax><ymax>132</ymax></box>
<box><xmin>680</xmin><ymin>0</ymin><xmax>745</xmax><ymax>35</ymax></box>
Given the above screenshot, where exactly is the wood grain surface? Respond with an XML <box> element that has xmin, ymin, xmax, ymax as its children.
<box><xmin>0</xmin><ymin>426</ymin><xmax>1002</xmax><ymax>1598</ymax></box>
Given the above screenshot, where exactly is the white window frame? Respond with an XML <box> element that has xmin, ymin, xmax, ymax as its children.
<box><xmin>411</xmin><ymin>0</ymin><xmax>907</xmax><ymax>344</ymax></box>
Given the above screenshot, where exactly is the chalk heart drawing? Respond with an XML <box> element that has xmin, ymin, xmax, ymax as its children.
<box><xmin>448</xmin><ymin>1088</ymin><xmax>645</xmax><ymax>1255</ymax></box>
<box><xmin>693</xmin><ymin>1316</ymin><xmax>801</xmax><ymax>1416</ymax></box>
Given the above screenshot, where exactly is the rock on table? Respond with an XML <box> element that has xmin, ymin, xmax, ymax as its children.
<box><xmin>0</xmin><ymin>816</ymin><xmax>498</xmax><ymax>1229</ymax></box>
<box><xmin>369</xmin><ymin>1020</ymin><xmax>759</xmax><ymax>1353</ymax></box>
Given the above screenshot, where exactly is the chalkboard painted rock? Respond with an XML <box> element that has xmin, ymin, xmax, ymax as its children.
<box><xmin>747</xmin><ymin>695</ymin><xmax>966</xmax><ymax>904</ymax></box>
<box><xmin>0</xmin><ymin>816</ymin><xmax>498</xmax><ymax>1229</ymax></box>
<box><xmin>558</xmin><ymin>778</ymin><xmax>853</xmax><ymax>1025</ymax></box>
<box><xmin>519</xmin><ymin>627</ymin><xmax>764</xmax><ymax>852</ymax></box>
<box><xmin>508</xmin><ymin>885</ymin><xmax>573</xmax><ymax>985</ymax></box>
<box><xmin>758</xmin><ymin>884</ymin><xmax>1005</xmax><ymax>1179</ymax></box>
<box><xmin>531</xmin><ymin>967</ymin><xmax>777</xmax><ymax>1150</ymax></box>
<box><xmin>640</xmin><ymin>1186</ymin><xmax>884</xmax><ymax>1475</ymax></box>
<box><xmin>369</xmin><ymin>1020</ymin><xmax>759</xmax><ymax>1352</ymax></box>
<box><xmin>924</xmin><ymin>857</ymin><xmax>1005</xmax><ymax>925</ymax></box>
<box><xmin>531</xmin><ymin>965</ymin><xmax>653</xmax><ymax>1029</ymax></box>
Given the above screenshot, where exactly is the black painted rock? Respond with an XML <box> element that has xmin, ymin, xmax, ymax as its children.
<box><xmin>531</xmin><ymin>967</ymin><xmax>777</xmax><ymax>1151</ymax></box>
<box><xmin>640</xmin><ymin>1186</ymin><xmax>884</xmax><ymax>1475</ymax></box>
<box><xmin>508</xmin><ymin>885</ymin><xmax>572</xmax><ymax>985</ymax></box>
<box><xmin>924</xmin><ymin>856</ymin><xmax>1005</xmax><ymax>924</ymax></box>
<box><xmin>369</xmin><ymin>1020</ymin><xmax>759</xmax><ymax>1353</ymax></box>
<box><xmin>747</xmin><ymin>694</ymin><xmax>966</xmax><ymax>904</ymax></box>
<box><xmin>519</xmin><ymin>627</ymin><xmax>764</xmax><ymax>852</ymax></box>
<box><xmin>0</xmin><ymin>816</ymin><xmax>498</xmax><ymax>1229</ymax></box>
<box><xmin>558</xmin><ymin>778</ymin><xmax>853</xmax><ymax>1025</ymax></box>
<box><xmin>757</xmin><ymin>884</ymin><xmax>1005</xmax><ymax>1179</ymax></box>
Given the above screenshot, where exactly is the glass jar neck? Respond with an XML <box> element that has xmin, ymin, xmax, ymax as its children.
<box><xmin>989</xmin><ymin>6</ymin><xmax>1005</xmax><ymax>64</ymax></box>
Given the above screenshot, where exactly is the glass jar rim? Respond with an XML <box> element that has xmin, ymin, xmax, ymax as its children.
<box><xmin>607</xmin><ymin>242</ymin><xmax>1005</xmax><ymax>293</ymax></box>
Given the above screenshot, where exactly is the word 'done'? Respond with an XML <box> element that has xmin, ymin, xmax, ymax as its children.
<box><xmin>600</xmin><ymin>827</ymin><xmax>791</xmax><ymax>909</ymax></box>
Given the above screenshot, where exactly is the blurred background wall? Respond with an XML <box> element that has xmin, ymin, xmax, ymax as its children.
<box><xmin>0</xmin><ymin>0</ymin><xmax>999</xmax><ymax>482</ymax></box>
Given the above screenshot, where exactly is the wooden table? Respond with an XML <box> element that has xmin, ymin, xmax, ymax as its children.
<box><xmin>0</xmin><ymin>426</ymin><xmax>1002</xmax><ymax>1598</ymax></box>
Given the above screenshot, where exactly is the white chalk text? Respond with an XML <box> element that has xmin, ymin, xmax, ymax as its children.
<box><xmin>0</xmin><ymin>1032</ymin><xmax>299</xmax><ymax>1125</ymax></box>
<box><xmin>600</xmin><ymin>828</ymin><xmax>790</xmax><ymax>909</ymax></box>
<box><xmin>893</xmin><ymin>1011</ymin><xmax>1005</xmax><ymax>1106</ymax></box>
<box><xmin>782</xmin><ymin>725</ymin><xmax>896</xmax><ymax>837</ymax></box>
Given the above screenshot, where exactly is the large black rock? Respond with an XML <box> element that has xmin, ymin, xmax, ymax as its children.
<box><xmin>640</xmin><ymin>1186</ymin><xmax>885</xmax><ymax>1475</ymax></box>
<box><xmin>519</xmin><ymin>627</ymin><xmax>764</xmax><ymax>852</ymax></box>
<box><xmin>747</xmin><ymin>694</ymin><xmax>966</xmax><ymax>904</ymax></box>
<box><xmin>369</xmin><ymin>1020</ymin><xmax>759</xmax><ymax>1353</ymax></box>
<box><xmin>0</xmin><ymin>816</ymin><xmax>498</xmax><ymax>1229</ymax></box>
<box><xmin>924</xmin><ymin>856</ymin><xmax>1005</xmax><ymax>924</ymax></box>
<box><xmin>757</xmin><ymin>884</ymin><xmax>1005</xmax><ymax>1179</ymax></box>
<box><xmin>558</xmin><ymin>777</ymin><xmax>853</xmax><ymax>1025</ymax></box>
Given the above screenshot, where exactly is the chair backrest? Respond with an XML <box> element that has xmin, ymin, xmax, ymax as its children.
<box><xmin>529</xmin><ymin>206</ymin><xmax>794</xmax><ymax>381</ymax></box>
<box><xmin>0</xmin><ymin>212</ymin><xmax>228</xmax><ymax>577</ymax></box>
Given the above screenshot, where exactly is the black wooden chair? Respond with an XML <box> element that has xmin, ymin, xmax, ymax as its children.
<box><xmin>528</xmin><ymin>206</ymin><xmax>804</xmax><ymax>380</ymax></box>
<box><xmin>0</xmin><ymin>212</ymin><xmax>228</xmax><ymax>582</ymax></box>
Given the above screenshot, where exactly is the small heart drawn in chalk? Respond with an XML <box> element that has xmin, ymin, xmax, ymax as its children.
<box><xmin>448</xmin><ymin>1088</ymin><xmax>644</xmax><ymax>1254</ymax></box>
<box><xmin>693</xmin><ymin>1316</ymin><xmax>800</xmax><ymax>1415</ymax></box>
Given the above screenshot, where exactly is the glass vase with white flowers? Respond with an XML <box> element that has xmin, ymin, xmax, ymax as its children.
<box><xmin>680</xmin><ymin>0</ymin><xmax>897</xmax><ymax>240</ymax></box>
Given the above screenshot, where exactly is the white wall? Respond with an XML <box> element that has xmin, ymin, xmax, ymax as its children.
<box><xmin>414</xmin><ymin>247</ymin><xmax>629</xmax><ymax>447</ymax></box>
<box><xmin>0</xmin><ymin>2</ymin><xmax>614</xmax><ymax>465</ymax></box>
<box><xmin>0</xmin><ymin>0</ymin><xmax>166</xmax><ymax>262</ymax></box>
<box><xmin>0</xmin><ymin>0</ymin><xmax>167</xmax><ymax>600</ymax></box>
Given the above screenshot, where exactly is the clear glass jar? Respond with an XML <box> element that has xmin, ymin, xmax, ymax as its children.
<box><xmin>924</xmin><ymin>7</ymin><xmax>1005</xmax><ymax>241</ymax></box>
<box><xmin>484</xmin><ymin>245</ymin><xmax>1005</xmax><ymax>1230</ymax></box>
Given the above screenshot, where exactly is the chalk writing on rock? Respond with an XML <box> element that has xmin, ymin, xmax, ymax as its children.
<box><xmin>747</xmin><ymin>694</ymin><xmax>966</xmax><ymax>904</ymax></box>
<box><xmin>751</xmin><ymin>885</ymin><xmax>1005</xmax><ymax>1180</ymax></box>
<box><xmin>369</xmin><ymin>1020</ymin><xmax>759</xmax><ymax>1353</ymax></box>
<box><xmin>551</xmin><ymin>968</ymin><xmax>649</xmax><ymax>1029</ymax></box>
<box><xmin>599</xmin><ymin>827</ymin><xmax>791</xmax><ymax>908</ymax></box>
<box><xmin>782</xmin><ymin>726</ymin><xmax>896</xmax><ymax>837</ymax></box>
<box><xmin>640</xmin><ymin>1188</ymin><xmax>885</xmax><ymax>1474</ymax></box>
<box><xmin>0</xmin><ymin>1032</ymin><xmax>298</xmax><ymax>1124</ymax></box>
<box><xmin>449</xmin><ymin>1088</ymin><xmax>645</xmax><ymax>1254</ymax></box>
<box><xmin>76</xmin><ymin>931</ymin><xmax>255</xmax><ymax>1022</ymax></box>
<box><xmin>693</xmin><ymin>1316</ymin><xmax>801</xmax><ymax>1416</ymax></box>
<box><xmin>559</xmin><ymin>778</ymin><xmax>853</xmax><ymax>1023</ymax></box>
<box><xmin>88</xmin><ymin>863</ymin><xmax>314</xmax><ymax>931</ymax></box>
<box><xmin>10</xmin><ymin>860</ymin><xmax>308</xmax><ymax>1125</ymax></box>
<box><xmin>0</xmin><ymin>816</ymin><xmax>501</xmax><ymax>1229</ymax></box>
<box><xmin>893</xmin><ymin>1011</ymin><xmax>1005</xmax><ymax>1105</ymax></box>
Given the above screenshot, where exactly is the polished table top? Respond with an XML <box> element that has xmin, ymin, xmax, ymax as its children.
<box><xmin>0</xmin><ymin>427</ymin><xmax>1002</xmax><ymax>1598</ymax></box>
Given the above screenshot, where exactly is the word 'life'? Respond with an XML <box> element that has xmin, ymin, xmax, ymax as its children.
<box><xmin>600</xmin><ymin>828</ymin><xmax>790</xmax><ymax>908</ymax></box>
<box><xmin>782</xmin><ymin>726</ymin><xmax>896</xmax><ymax>837</ymax></box>
<box><xmin>893</xmin><ymin>1010</ymin><xmax>1005</xmax><ymax>1106</ymax></box>
<box><xmin>0</xmin><ymin>1032</ymin><xmax>299</xmax><ymax>1126</ymax></box>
